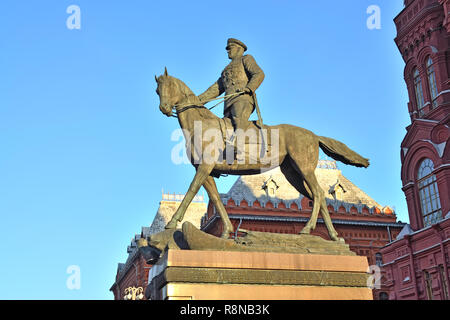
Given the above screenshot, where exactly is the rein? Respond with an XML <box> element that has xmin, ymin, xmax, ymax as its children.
<box><xmin>170</xmin><ymin>91</ymin><xmax>244</xmax><ymax>118</ymax></box>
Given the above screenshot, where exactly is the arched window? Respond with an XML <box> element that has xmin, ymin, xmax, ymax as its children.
<box><xmin>414</xmin><ymin>68</ymin><xmax>425</xmax><ymax>110</ymax></box>
<box><xmin>379</xmin><ymin>292</ymin><xmax>389</xmax><ymax>300</ymax></box>
<box><xmin>427</xmin><ymin>57</ymin><xmax>438</xmax><ymax>106</ymax></box>
<box><xmin>417</xmin><ymin>158</ymin><xmax>442</xmax><ymax>227</ymax></box>
<box><xmin>375</xmin><ymin>253</ymin><xmax>383</xmax><ymax>267</ymax></box>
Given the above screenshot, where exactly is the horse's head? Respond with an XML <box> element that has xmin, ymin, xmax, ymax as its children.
<box><xmin>155</xmin><ymin>67</ymin><xmax>180</xmax><ymax>117</ymax></box>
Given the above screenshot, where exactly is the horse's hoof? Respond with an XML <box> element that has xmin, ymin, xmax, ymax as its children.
<box><xmin>300</xmin><ymin>227</ymin><xmax>311</xmax><ymax>235</ymax></box>
<box><xmin>165</xmin><ymin>220</ymin><xmax>178</xmax><ymax>229</ymax></box>
<box><xmin>221</xmin><ymin>230</ymin><xmax>232</xmax><ymax>239</ymax></box>
<box><xmin>330</xmin><ymin>232</ymin><xmax>340</xmax><ymax>241</ymax></box>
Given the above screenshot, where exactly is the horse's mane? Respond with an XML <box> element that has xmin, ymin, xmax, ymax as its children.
<box><xmin>162</xmin><ymin>75</ymin><xmax>219</xmax><ymax>121</ymax></box>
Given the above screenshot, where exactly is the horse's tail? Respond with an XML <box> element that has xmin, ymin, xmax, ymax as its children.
<box><xmin>318</xmin><ymin>136</ymin><xmax>369</xmax><ymax>168</ymax></box>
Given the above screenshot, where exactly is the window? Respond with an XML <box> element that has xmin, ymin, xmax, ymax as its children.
<box><xmin>375</xmin><ymin>253</ymin><xmax>383</xmax><ymax>267</ymax></box>
<box><xmin>417</xmin><ymin>159</ymin><xmax>442</xmax><ymax>227</ymax></box>
<box><xmin>379</xmin><ymin>292</ymin><xmax>389</xmax><ymax>300</ymax></box>
<box><xmin>439</xmin><ymin>265</ymin><xmax>448</xmax><ymax>300</ymax></box>
<box><xmin>414</xmin><ymin>68</ymin><xmax>425</xmax><ymax>110</ymax></box>
<box><xmin>402</xmin><ymin>266</ymin><xmax>411</xmax><ymax>282</ymax></box>
<box><xmin>269</xmin><ymin>187</ymin><xmax>275</xmax><ymax>197</ymax></box>
<box><xmin>424</xmin><ymin>271</ymin><xmax>434</xmax><ymax>300</ymax></box>
<box><xmin>427</xmin><ymin>57</ymin><xmax>438</xmax><ymax>107</ymax></box>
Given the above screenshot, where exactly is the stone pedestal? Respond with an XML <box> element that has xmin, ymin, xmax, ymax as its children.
<box><xmin>146</xmin><ymin>249</ymin><xmax>373</xmax><ymax>300</ymax></box>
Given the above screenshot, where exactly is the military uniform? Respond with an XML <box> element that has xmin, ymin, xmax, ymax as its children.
<box><xmin>198</xmin><ymin>39</ymin><xmax>265</xmax><ymax>133</ymax></box>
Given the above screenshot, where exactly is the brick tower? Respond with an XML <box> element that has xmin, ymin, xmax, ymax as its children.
<box><xmin>380</xmin><ymin>0</ymin><xmax>450</xmax><ymax>300</ymax></box>
<box><xmin>396</xmin><ymin>0</ymin><xmax>450</xmax><ymax>230</ymax></box>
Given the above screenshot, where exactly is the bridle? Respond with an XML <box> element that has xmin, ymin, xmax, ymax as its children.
<box><xmin>169</xmin><ymin>91</ymin><xmax>245</xmax><ymax>118</ymax></box>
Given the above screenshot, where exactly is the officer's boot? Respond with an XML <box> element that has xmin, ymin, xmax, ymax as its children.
<box><xmin>224</xmin><ymin>114</ymin><xmax>247</xmax><ymax>164</ymax></box>
<box><xmin>224</xmin><ymin>132</ymin><xmax>238</xmax><ymax>165</ymax></box>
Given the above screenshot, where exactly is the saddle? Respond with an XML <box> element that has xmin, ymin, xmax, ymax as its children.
<box><xmin>216</xmin><ymin>117</ymin><xmax>273</xmax><ymax>164</ymax></box>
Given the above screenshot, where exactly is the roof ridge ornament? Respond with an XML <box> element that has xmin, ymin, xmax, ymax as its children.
<box><xmin>317</xmin><ymin>159</ymin><xmax>338</xmax><ymax>170</ymax></box>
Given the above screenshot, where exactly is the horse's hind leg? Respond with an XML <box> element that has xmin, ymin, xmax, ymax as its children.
<box><xmin>203</xmin><ymin>176</ymin><xmax>234</xmax><ymax>238</ymax></box>
<box><xmin>280</xmin><ymin>159</ymin><xmax>318</xmax><ymax>234</ymax></box>
<box><xmin>319</xmin><ymin>198</ymin><xmax>341</xmax><ymax>241</ymax></box>
<box><xmin>297</xmin><ymin>168</ymin><xmax>322</xmax><ymax>235</ymax></box>
<box><xmin>298</xmin><ymin>166</ymin><xmax>339</xmax><ymax>241</ymax></box>
<box><xmin>280</xmin><ymin>158</ymin><xmax>313</xmax><ymax>201</ymax></box>
<box><xmin>287</xmin><ymin>156</ymin><xmax>340</xmax><ymax>241</ymax></box>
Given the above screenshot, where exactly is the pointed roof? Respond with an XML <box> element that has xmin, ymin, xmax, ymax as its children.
<box><xmin>396</xmin><ymin>224</ymin><xmax>414</xmax><ymax>240</ymax></box>
<box><xmin>222</xmin><ymin>165</ymin><xmax>383</xmax><ymax>211</ymax></box>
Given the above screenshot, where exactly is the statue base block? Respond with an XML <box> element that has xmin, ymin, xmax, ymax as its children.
<box><xmin>146</xmin><ymin>249</ymin><xmax>373</xmax><ymax>300</ymax></box>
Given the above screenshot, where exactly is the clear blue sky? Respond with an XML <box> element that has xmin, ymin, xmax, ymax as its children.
<box><xmin>0</xmin><ymin>1</ymin><xmax>408</xmax><ymax>299</ymax></box>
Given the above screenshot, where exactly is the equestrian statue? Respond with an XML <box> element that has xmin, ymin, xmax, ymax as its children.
<box><xmin>155</xmin><ymin>38</ymin><xmax>369</xmax><ymax>242</ymax></box>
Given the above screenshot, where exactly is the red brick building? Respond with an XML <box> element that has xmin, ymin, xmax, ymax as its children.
<box><xmin>110</xmin><ymin>230</ymin><xmax>153</xmax><ymax>300</ymax></box>
<box><xmin>379</xmin><ymin>0</ymin><xmax>450</xmax><ymax>300</ymax></box>
<box><xmin>201</xmin><ymin>161</ymin><xmax>406</xmax><ymax>300</ymax></box>
<box><xmin>110</xmin><ymin>193</ymin><xmax>206</xmax><ymax>300</ymax></box>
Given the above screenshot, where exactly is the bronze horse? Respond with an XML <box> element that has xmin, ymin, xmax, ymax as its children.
<box><xmin>155</xmin><ymin>68</ymin><xmax>369</xmax><ymax>241</ymax></box>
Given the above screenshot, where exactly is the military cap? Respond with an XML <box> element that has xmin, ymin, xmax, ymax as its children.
<box><xmin>226</xmin><ymin>38</ymin><xmax>247</xmax><ymax>52</ymax></box>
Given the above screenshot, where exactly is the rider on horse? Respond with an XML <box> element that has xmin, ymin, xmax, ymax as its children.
<box><xmin>198</xmin><ymin>38</ymin><xmax>265</xmax><ymax>154</ymax></box>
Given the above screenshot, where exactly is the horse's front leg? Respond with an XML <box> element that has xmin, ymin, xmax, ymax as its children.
<box><xmin>165</xmin><ymin>164</ymin><xmax>214</xmax><ymax>229</ymax></box>
<box><xmin>203</xmin><ymin>176</ymin><xmax>234</xmax><ymax>238</ymax></box>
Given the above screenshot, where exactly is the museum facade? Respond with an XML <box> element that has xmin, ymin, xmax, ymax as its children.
<box><xmin>379</xmin><ymin>0</ymin><xmax>450</xmax><ymax>300</ymax></box>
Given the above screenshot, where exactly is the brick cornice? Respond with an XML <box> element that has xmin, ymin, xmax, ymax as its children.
<box><xmin>395</xmin><ymin>2</ymin><xmax>443</xmax><ymax>42</ymax></box>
